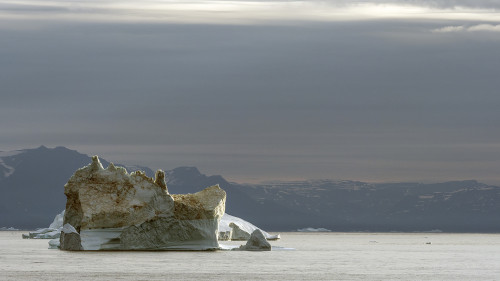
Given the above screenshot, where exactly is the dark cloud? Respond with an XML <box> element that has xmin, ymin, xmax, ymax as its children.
<box><xmin>1</xmin><ymin>9</ymin><xmax>500</xmax><ymax>183</ymax></box>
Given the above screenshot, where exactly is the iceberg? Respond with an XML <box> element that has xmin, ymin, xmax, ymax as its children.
<box><xmin>22</xmin><ymin>210</ymin><xmax>65</xmax><ymax>239</ymax></box>
<box><xmin>59</xmin><ymin>156</ymin><xmax>226</xmax><ymax>251</ymax></box>
<box><xmin>48</xmin><ymin>238</ymin><xmax>60</xmax><ymax>249</ymax></box>
<box><xmin>44</xmin><ymin>205</ymin><xmax>279</xmax><ymax>249</ymax></box>
<box><xmin>0</xmin><ymin>227</ymin><xmax>20</xmax><ymax>231</ymax></box>
<box><xmin>297</xmin><ymin>227</ymin><xmax>332</xmax><ymax>232</ymax></box>
<box><xmin>235</xmin><ymin>229</ymin><xmax>271</xmax><ymax>251</ymax></box>
<box><xmin>48</xmin><ymin>210</ymin><xmax>65</xmax><ymax>229</ymax></box>
<box><xmin>219</xmin><ymin>213</ymin><xmax>280</xmax><ymax>241</ymax></box>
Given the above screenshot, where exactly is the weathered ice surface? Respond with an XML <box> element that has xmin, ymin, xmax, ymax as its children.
<box><xmin>236</xmin><ymin>229</ymin><xmax>272</xmax><ymax>251</ymax></box>
<box><xmin>59</xmin><ymin>224</ymin><xmax>83</xmax><ymax>251</ymax></box>
<box><xmin>46</xmin><ymin>211</ymin><xmax>275</xmax><ymax>248</ymax></box>
<box><xmin>218</xmin><ymin>227</ymin><xmax>232</xmax><ymax>241</ymax></box>
<box><xmin>60</xmin><ymin>156</ymin><xmax>226</xmax><ymax>251</ymax></box>
<box><xmin>49</xmin><ymin>210</ymin><xmax>65</xmax><ymax>229</ymax></box>
<box><xmin>230</xmin><ymin>222</ymin><xmax>251</xmax><ymax>240</ymax></box>
<box><xmin>219</xmin><ymin>213</ymin><xmax>280</xmax><ymax>241</ymax></box>
<box><xmin>22</xmin><ymin>228</ymin><xmax>60</xmax><ymax>239</ymax></box>
<box><xmin>48</xmin><ymin>238</ymin><xmax>60</xmax><ymax>249</ymax></box>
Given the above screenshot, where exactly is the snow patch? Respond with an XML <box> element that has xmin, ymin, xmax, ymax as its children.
<box><xmin>0</xmin><ymin>150</ymin><xmax>23</xmax><ymax>158</ymax></box>
<box><xmin>0</xmin><ymin>160</ymin><xmax>15</xmax><ymax>178</ymax></box>
<box><xmin>0</xmin><ymin>149</ymin><xmax>22</xmax><ymax>178</ymax></box>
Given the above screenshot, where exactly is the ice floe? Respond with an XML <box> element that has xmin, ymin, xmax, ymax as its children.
<box><xmin>297</xmin><ymin>227</ymin><xmax>332</xmax><ymax>232</ymax></box>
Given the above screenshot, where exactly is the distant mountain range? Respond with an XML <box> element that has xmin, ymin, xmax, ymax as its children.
<box><xmin>1</xmin><ymin>146</ymin><xmax>500</xmax><ymax>232</ymax></box>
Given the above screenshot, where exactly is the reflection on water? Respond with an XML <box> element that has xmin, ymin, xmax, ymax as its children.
<box><xmin>1</xmin><ymin>231</ymin><xmax>500</xmax><ymax>280</ymax></box>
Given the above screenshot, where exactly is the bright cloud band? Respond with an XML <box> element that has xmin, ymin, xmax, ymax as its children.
<box><xmin>433</xmin><ymin>24</ymin><xmax>500</xmax><ymax>32</ymax></box>
<box><xmin>1</xmin><ymin>0</ymin><xmax>500</xmax><ymax>24</ymax></box>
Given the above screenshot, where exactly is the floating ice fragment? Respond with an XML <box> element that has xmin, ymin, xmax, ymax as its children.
<box><xmin>297</xmin><ymin>227</ymin><xmax>332</xmax><ymax>232</ymax></box>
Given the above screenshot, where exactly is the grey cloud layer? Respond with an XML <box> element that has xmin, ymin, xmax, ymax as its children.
<box><xmin>1</xmin><ymin>1</ymin><xmax>500</xmax><ymax>183</ymax></box>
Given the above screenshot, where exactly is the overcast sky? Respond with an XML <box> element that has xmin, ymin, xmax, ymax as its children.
<box><xmin>1</xmin><ymin>0</ymin><xmax>499</xmax><ymax>184</ymax></box>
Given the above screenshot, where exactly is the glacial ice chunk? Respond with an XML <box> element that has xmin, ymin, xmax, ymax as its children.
<box><xmin>235</xmin><ymin>229</ymin><xmax>271</xmax><ymax>251</ymax></box>
<box><xmin>22</xmin><ymin>210</ymin><xmax>65</xmax><ymax>240</ymax></box>
<box><xmin>297</xmin><ymin>227</ymin><xmax>332</xmax><ymax>232</ymax></box>
<box><xmin>60</xmin><ymin>156</ymin><xmax>226</xmax><ymax>251</ymax></box>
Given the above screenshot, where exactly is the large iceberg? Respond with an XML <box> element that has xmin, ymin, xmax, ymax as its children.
<box><xmin>34</xmin><ymin>211</ymin><xmax>279</xmax><ymax>249</ymax></box>
<box><xmin>39</xmin><ymin>206</ymin><xmax>278</xmax><ymax>249</ymax></box>
<box><xmin>59</xmin><ymin>156</ymin><xmax>226</xmax><ymax>251</ymax></box>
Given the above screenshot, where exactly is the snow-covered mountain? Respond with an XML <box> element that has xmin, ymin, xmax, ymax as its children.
<box><xmin>0</xmin><ymin>146</ymin><xmax>295</xmax><ymax>230</ymax></box>
<box><xmin>163</xmin><ymin>166</ymin><xmax>312</xmax><ymax>231</ymax></box>
<box><xmin>238</xmin><ymin>179</ymin><xmax>500</xmax><ymax>232</ymax></box>
<box><xmin>2</xmin><ymin>146</ymin><xmax>500</xmax><ymax>232</ymax></box>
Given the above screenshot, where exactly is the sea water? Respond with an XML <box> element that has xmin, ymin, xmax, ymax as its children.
<box><xmin>1</xmin><ymin>231</ymin><xmax>499</xmax><ymax>280</ymax></box>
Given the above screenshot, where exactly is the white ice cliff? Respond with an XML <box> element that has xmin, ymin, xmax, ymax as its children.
<box><xmin>59</xmin><ymin>156</ymin><xmax>226</xmax><ymax>251</ymax></box>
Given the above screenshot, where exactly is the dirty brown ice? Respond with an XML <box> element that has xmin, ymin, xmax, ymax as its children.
<box><xmin>60</xmin><ymin>156</ymin><xmax>226</xmax><ymax>251</ymax></box>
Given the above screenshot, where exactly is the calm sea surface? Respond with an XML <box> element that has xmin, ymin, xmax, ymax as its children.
<box><xmin>1</xmin><ymin>231</ymin><xmax>499</xmax><ymax>280</ymax></box>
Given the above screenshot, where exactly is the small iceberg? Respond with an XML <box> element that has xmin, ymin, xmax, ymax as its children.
<box><xmin>22</xmin><ymin>210</ymin><xmax>65</xmax><ymax>239</ymax></box>
<box><xmin>233</xmin><ymin>229</ymin><xmax>271</xmax><ymax>251</ymax></box>
<box><xmin>422</xmin><ymin>229</ymin><xmax>443</xmax><ymax>233</ymax></box>
<box><xmin>0</xmin><ymin>227</ymin><xmax>20</xmax><ymax>231</ymax></box>
<box><xmin>219</xmin><ymin>213</ymin><xmax>280</xmax><ymax>241</ymax></box>
<box><xmin>297</xmin><ymin>227</ymin><xmax>332</xmax><ymax>232</ymax></box>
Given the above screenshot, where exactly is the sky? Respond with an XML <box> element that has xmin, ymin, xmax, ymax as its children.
<box><xmin>1</xmin><ymin>0</ymin><xmax>500</xmax><ymax>184</ymax></box>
